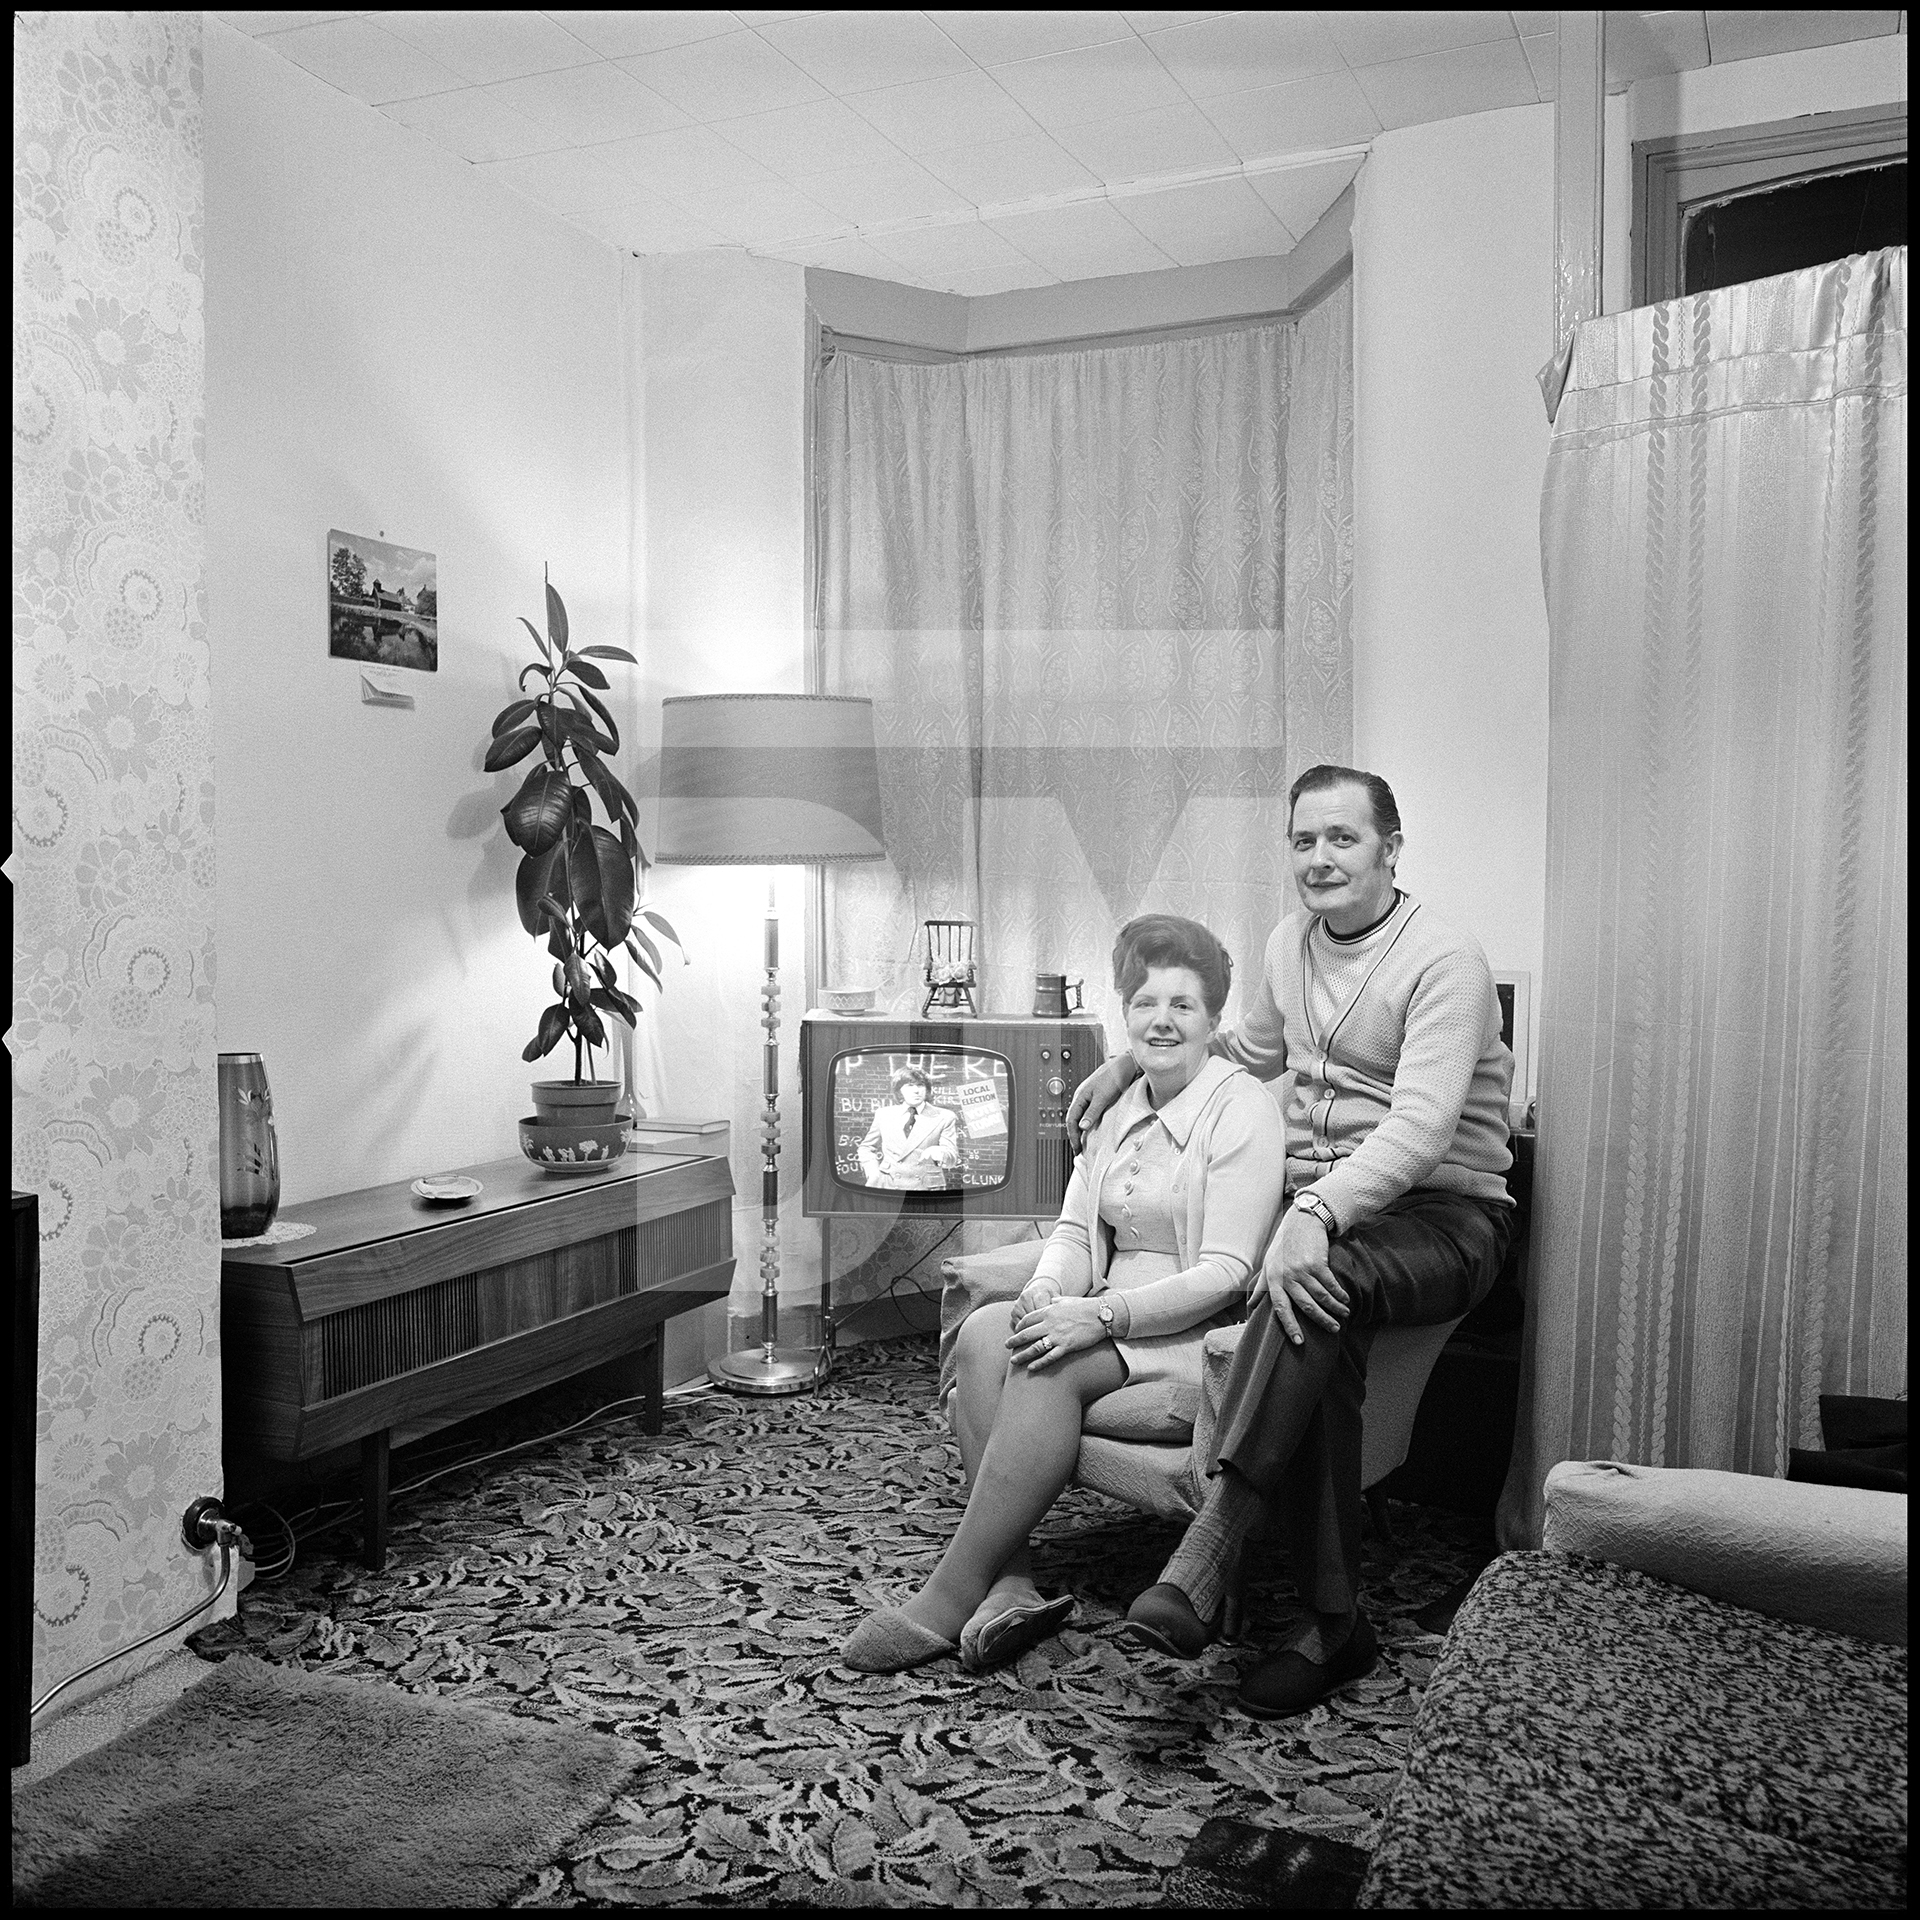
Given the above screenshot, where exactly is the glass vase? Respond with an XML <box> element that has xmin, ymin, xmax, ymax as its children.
<box><xmin>218</xmin><ymin>1052</ymin><xmax>281</xmax><ymax>1239</ymax></box>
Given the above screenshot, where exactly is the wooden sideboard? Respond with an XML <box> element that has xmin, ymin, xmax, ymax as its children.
<box><xmin>220</xmin><ymin>1151</ymin><xmax>733</xmax><ymax>1569</ymax></box>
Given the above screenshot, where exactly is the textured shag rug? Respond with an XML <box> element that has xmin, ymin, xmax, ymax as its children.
<box><xmin>190</xmin><ymin>1337</ymin><xmax>1494</xmax><ymax>1907</ymax></box>
<box><xmin>11</xmin><ymin>1654</ymin><xmax>639</xmax><ymax>1908</ymax></box>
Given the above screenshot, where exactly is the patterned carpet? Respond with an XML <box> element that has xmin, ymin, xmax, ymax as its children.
<box><xmin>190</xmin><ymin>1338</ymin><xmax>1494</xmax><ymax>1908</ymax></box>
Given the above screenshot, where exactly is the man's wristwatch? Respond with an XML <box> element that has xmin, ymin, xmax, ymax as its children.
<box><xmin>1293</xmin><ymin>1190</ymin><xmax>1339</xmax><ymax>1237</ymax></box>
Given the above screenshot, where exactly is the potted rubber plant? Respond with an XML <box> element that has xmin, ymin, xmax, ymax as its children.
<box><xmin>484</xmin><ymin>570</ymin><xmax>679</xmax><ymax>1124</ymax></box>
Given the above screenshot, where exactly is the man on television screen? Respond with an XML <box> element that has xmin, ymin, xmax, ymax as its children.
<box><xmin>857</xmin><ymin>1066</ymin><xmax>962</xmax><ymax>1189</ymax></box>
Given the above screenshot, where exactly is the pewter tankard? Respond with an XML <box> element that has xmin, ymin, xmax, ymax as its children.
<box><xmin>1032</xmin><ymin>973</ymin><xmax>1084</xmax><ymax>1018</ymax></box>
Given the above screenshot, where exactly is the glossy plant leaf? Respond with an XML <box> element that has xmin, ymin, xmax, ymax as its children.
<box><xmin>549</xmin><ymin>705</ymin><xmax>616</xmax><ymax>758</ymax></box>
<box><xmin>574</xmin><ymin>999</ymin><xmax>606</xmax><ymax>1048</ymax></box>
<box><xmin>569</xmin><ymin>825</ymin><xmax>634</xmax><ymax>950</ymax></box>
<box><xmin>575</xmin><ymin>745</ymin><xmax>634</xmax><ymax>830</ymax></box>
<box><xmin>545</xmin><ymin>581</ymin><xmax>569</xmax><ymax>655</ymax></box>
<box><xmin>502</xmin><ymin>767</ymin><xmax>573</xmax><ymax>853</ymax></box>
<box><xmin>518</xmin><ymin>615</ymin><xmax>550</xmax><ymax>663</ymax></box>
<box><xmin>484</xmin><ymin>726</ymin><xmax>543</xmax><ymax>773</ymax></box>
<box><xmin>574</xmin><ymin>644</ymin><xmax>638</xmax><ymax>664</ymax></box>
<box><xmin>630</xmin><ymin>924</ymin><xmax>663</xmax><ymax>976</ymax></box>
<box><xmin>522</xmin><ymin>1002</ymin><xmax>568</xmax><ymax>1062</ymax></box>
<box><xmin>566</xmin><ymin>657</ymin><xmax>610</xmax><ymax>692</ymax></box>
<box><xmin>626</xmin><ymin>933</ymin><xmax>663</xmax><ymax>989</ymax></box>
<box><xmin>567</xmin><ymin>682</ymin><xmax>622</xmax><ymax>756</ymax></box>
<box><xmin>589</xmin><ymin>986</ymin><xmax>637</xmax><ymax>1028</ymax></box>
<box><xmin>491</xmin><ymin>698</ymin><xmax>537</xmax><ymax>737</ymax></box>
<box><xmin>514</xmin><ymin>842</ymin><xmax>566</xmax><ymax>937</ymax></box>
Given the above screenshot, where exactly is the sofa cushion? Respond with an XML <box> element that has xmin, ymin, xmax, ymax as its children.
<box><xmin>1358</xmin><ymin>1551</ymin><xmax>1908</xmax><ymax>1909</ymax></box>
<box><xmin>1543</xmin><ymin>1459</ymin><xmax>1907</xmax><ymax>1646</ymax></box>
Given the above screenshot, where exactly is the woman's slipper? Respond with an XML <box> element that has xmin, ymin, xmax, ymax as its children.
<box><xmin>841</xmin><ymin>1607</ymin><xmax>959</xmax><ymax>1673</ymax></box>
<box><xmin>960</xmin><ymin>1594</ymin><xmax>1075</xmax><ymax>1674</ymax></box>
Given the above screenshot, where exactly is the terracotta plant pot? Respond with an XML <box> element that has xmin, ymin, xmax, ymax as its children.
<box><xmin>530</xmin><ymin>1079</ymin><xmax>622</xmax><ymax>1125</ymax></box>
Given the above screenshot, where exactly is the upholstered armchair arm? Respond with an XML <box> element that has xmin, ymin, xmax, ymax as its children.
<box><xmin>937</xmin><ymin>1241</ymin><xmax>1048</xmax><ymax>1410</ymax></box>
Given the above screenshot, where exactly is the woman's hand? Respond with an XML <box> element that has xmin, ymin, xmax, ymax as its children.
<box><xmin>1065</xmin><ymin>1055</ymin><xmax>1139</xmax><ymax>1150</ymax></box>
<box><xmin>1250</xmin><ymin>1207</ymin><xmax>1350</xmax><ymax>1345</ymax></box>
<box><xmin>1014</xmin><ymin>1276</ymin><xmax>1063</xmax><ymax>1320</ymax></box>
<box><xmin>1007</xmin><ymin>1295</ymin><xmax>1109</xmax><ymax>1371</ymax></box>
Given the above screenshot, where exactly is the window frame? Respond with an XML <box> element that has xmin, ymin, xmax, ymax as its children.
<box><xmin>1634</xmin><ymin>103</ymin><xmax>1907</xmax><ymax>306</ymax></box>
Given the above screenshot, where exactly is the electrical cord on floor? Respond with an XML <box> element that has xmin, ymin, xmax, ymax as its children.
<box><xmin>30</xmin><ymin>1520</ymin><xmax>244</xmax><ymax>1722</ymax></box>
<box><xmin>826</xmin><ymin>1219</ymin><xmax>1049</xmax><ymax>1342</ymax></box>
<box><xmin>230</xmin><ymin>1501</ymin><xmax>298</xmax><ymax>1581</ymax></box>
<box><xmin>243</xmin><ymin>1384</ymin><xmax>704</xmax><ymax>1561</ymax></box>
<box><xmin>826</xmin><ymin>1221</ymin><xmax>966</xmax><ymax>1340</ymax></box>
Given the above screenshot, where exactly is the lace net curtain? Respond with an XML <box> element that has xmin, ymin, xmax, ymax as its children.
<box><xmin>816</xmin><ymin>287</ymin><xmax>1353</xmax><ymax>1041</ymax></box>
<box><xmin>1501</xmin><ymin>248</ymin><xmax>1907</xmax><ymax>1545</ymax></box>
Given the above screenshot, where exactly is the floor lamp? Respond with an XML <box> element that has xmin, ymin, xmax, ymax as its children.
<box><xmin>655</xmin><ymin>694</ymin><xmax>887</xmax><ymax>1396</ymax></box>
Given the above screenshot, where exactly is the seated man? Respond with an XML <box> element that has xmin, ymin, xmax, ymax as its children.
<box><xmin>857</xmin><ymin>1065</ymin><xmax>961</xmax><ymax>1188</ymax></box>
<box><xmin>1069</xmin><ymin>763</ymin><xmax>1514</xmax><ymax>1719</ymax></box>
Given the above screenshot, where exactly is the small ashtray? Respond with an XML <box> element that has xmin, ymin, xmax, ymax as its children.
<box><xmin>412</xmin><ymin>1176</ymin><xmax>482</xmax><ymax>1204</ymax></box>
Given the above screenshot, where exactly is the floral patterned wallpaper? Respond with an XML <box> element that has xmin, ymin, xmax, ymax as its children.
<box><xmin>12</xmin><ymin>10</ymin><xmax>223</xmax><ymax>1701</ymax></box>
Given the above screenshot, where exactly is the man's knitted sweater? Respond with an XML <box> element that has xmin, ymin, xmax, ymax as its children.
<box><xmin>1214</xmin><ymin>893</ymin><xmax>1514</xmax><ymax>1232</ymax></box>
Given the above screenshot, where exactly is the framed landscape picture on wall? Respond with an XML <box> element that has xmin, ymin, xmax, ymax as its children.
<box><xmin>328</xmin><ymin>529</ymin><xmax>437</xmax><ymax>671</ymax></box>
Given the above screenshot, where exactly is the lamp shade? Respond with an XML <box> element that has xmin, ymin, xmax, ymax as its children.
<box><xmin>656</xmin><ymin>694</ymin><xmax>886</xmax><ymax>865</ymax></box>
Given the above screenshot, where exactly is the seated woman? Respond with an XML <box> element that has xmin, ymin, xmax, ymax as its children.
<box><xmin>842</xmin><ymin>913</ymin><xmax>1287</xmax><ymax>1675</ymax></box>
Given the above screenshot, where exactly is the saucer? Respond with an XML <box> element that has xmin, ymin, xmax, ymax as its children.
<box><xmin>412</xmin><ymin>1176</ymin><xmax>482</xmax><ymax>1204</ymax></box>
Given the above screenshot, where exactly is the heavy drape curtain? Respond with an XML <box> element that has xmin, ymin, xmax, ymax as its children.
<box><xmin>815</xmin><ymin>287</ymin><xmax>1353</xmax><ymax>1028</ymax></box>
<box><xmin>1501</xmin><ymin>249</ymin><xmax>1908</xmax><ymax>1546</ymax></box>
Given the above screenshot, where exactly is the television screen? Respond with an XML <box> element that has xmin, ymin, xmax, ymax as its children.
<box><xmin>829</xmin><ymin>1047</ymin><xmax>1012</xmax><ymax>1195</ymax></box>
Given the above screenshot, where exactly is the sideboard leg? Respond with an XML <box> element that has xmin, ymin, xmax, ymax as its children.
<box><xmin>642</xmin><ymin>1333</ymin><xmax>664</xmax><ymax>1436</ymax></box>
<box><xmin>360</xmin><ymin>1429</ymin><xmax>389</xmax><ymax>1571</ymax></box>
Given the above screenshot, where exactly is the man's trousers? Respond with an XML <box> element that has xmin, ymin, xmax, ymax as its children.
<box><xmin>1211</xmin><ymin>1187</ymin><xmax>1512</xmax><ymax>1638</ymax></box>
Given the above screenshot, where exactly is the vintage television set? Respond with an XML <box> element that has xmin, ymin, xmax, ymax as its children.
<box><xmin>801</xmin><ymin>1014</ymin><xmax>1107</xmax><ymax>1222</ymax></box>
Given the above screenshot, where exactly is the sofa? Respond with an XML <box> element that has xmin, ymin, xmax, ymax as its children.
<box><xmin>1358</xmin><ymin>1461</ymin><xmax>1908</xmax><ymax>1908</ymax></box>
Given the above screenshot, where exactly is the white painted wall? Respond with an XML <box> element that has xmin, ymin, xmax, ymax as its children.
<box><xmin>628</xmin><ymin>249</ymin><xmax>814</xmax><ymax>1380</ymax></box>
<box><xmin>204</xmin><ymin>21</ymin><xmax>631</xmax><ymax>1203</ymax></box>
<box><xmin>1350</xmin><ymin>104</ymin><xmax>1556</xmax><ymax>1096</ymax></box>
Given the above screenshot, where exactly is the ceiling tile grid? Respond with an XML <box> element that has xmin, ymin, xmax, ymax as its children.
<box><xmin>215</xmin><ymin>9</ymin><xmax>1908</xmax><ymax>293</ymax></box>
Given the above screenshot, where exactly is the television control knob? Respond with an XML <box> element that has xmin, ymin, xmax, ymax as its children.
<box><xmin>1045</xmin><ymin>1074</ymin><xmax>1066</xmax><ymax>1097</ymax></box>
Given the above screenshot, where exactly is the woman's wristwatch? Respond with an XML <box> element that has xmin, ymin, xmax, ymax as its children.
<box><xmin>1096</xmin><ymin>1297</ymin><xmax>1128</xmax><ymax>1338</ymax></box>
<box><xmin>1293</xmin><ymin>1189</ymin><xmax>1339</xmax><ymax>1238</ymax></box>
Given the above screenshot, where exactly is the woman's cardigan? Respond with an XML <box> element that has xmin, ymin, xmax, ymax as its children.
<box><xmin>1029</xmin><ymin>1056</ymin><xmax>1288</xmax><ymax>1339</ymax></box>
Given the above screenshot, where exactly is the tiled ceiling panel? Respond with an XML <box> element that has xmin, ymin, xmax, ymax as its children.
<box><xmin>216</xmin><ymin>9</ymin><xmax>1907</xmax><ymax>294</ymax></box>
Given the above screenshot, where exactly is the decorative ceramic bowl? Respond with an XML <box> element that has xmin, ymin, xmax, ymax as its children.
<box><xmin>825</xmin><ymin>986</ymin><xmax>877</xmax><ymax>1014</ymax></box>
<box><xmin>518</xmin><ymin>1116</ymin><xmax>629</xmax><ymax>1174</ymax></box>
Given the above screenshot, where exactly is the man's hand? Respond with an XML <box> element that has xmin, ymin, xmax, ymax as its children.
<box><xmin>1065</xmin><ymin>1055</ymin><xmax>1139</xmax><ymax>1150</ymax></box>
<box><xmin>1251</xmin><ymin>1206</ymin><xmax>1350</xmax><ymax>1345</ymax></box>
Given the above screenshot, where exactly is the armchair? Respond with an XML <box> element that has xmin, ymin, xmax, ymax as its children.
<box><xmin>939</xmin><ymin>1238</ymin><xmax>1460</xmax><ymax>1531</ymax></box>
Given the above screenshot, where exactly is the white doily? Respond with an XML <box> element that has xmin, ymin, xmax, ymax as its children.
<box><xmin>221</xmin><ymin>1220</ymin><xmax>317</xmax><ymax>1249</ymax></box>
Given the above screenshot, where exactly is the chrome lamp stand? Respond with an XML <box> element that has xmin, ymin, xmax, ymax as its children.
<box><xmin>706</xmin><ymin>883</ymin><xmax>823</xmax><ymax>1396</ymax></box>
<box><xmin>654</xmin><ymin>692</ymin><xmax>887</xmax><ymax>1400</ymax></box>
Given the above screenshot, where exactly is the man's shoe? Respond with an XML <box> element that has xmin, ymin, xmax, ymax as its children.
<box><xmin>1120</xmin><ymin>1582</ymin><xmax>1220</xmax><ymax>1659</ymax></box>
<box><xmin>1236</xmin><ymin>1613</ymin><xmax>1379</xmax><ymax>1719</ymax></box>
